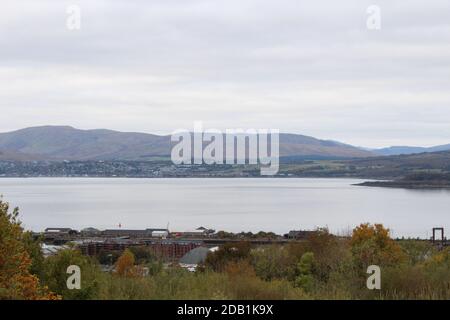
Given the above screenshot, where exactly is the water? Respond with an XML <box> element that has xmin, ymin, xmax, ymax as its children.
<box><xmin>0</xmin><ymin>178</ymin><xmax>449</xmax><ymax>238</ymax></box>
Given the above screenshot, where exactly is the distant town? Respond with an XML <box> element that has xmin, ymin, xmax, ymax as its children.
<box><xmin>39</xmin><ymin>225</ymin><xmax>315</xmax><ymax>249</ymax></box>
<box><xmin>37</xmin><ymin>225</ymin><xmax>320</xmax><ymax>272</ymax></box>
<box><xmin>37</xmin><ymin>225</ymin><xmax>448</xmax><ymax>274</ymax></box>
<box><xmin>2</xmin><ymin>149</ymin><xmax>450</xmax><ymax>189</ymax></box>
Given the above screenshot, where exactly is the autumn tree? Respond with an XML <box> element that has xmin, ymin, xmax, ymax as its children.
<box><xmin>115</xmin><ymin>249</ymin><xmax>136</xmax><ymax>277</ymax></box>
<box><xmin>0</xmin><ymin>198</ymin><xmax>58</xmax><ymax>300</ymax></box>
<box><xmin>351</xmin><ymin>223</ymin><xmax>406</xmax><ymax>268</ymax></box>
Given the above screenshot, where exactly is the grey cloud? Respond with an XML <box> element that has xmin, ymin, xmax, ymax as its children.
<box><xmin>0</xmin><ymin>0</ymin><xmax>449</xmax><ymax>148</ymax></box>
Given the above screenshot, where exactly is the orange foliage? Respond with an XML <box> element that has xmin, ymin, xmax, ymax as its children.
<box><xmin>351</xmin><ymin>223</ymin><xmax>406</xmax><ymax>267</ymax></box>
<box><xmin>225</xmin><ymin>260</ymin><xmax>256</xmax><ymax>279</ymax></box>
<box><xmin>0</xmin><ymin>199</ymin><xmax>60</xmax><ymax>300</ymax></box>
<box><xmin>115</xmin><ymin>249</ymin><xmax>136</xmax><ymax>277</ymax></box>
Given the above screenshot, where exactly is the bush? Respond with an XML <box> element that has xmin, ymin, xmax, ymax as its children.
<box><xmin>251</xmin><ymin>245</ymin><xmax>293</xmax><ymax>280</ymax></box>
<box><xmin>205</xmin><ymin>242</ymin><xmax>251</xmax><ymax>272</ymax></box>
<box><xmin>42</xmin><ymin>248</ymin><xmax>102</xmax><ymax>300</ymax></box>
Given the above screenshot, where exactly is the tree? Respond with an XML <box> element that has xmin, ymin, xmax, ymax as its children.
<box><xmin>307</xmin><ymin>228</ymin><xmax>351</xmax><ymax>281</ymax></box>
<box><xmin>115</xmin><ymin>249</ymin><xmax>136</xmax><ymax>277</ymax></box>
<box><xmin>42</xmin><ymin>248</ymin><xmax>101</xmax><ymax>299</ymax></box>
<box><xmin>294</xmin><ymin>252</ymin><xmax>315</xmax><ymax>291</ymax></box>
<box><xmin>0</xmin><ymin>198</ymin><xmax>59</xmax><ymax>300</ymax></box>
<box><xmin>399</xmin><ymin>240</ymin><xmax>434</xmax><ymax>265</ymax></box>
<box><xmin>351</xmin><ymin>223</ymin><xmax>406</xmax><ymax>268</ymax></box>
<box><xmin>251</xmin><ymin>245</ymin><xmax>292</xmax><ymax>281</ymax></box>
<box><xmin>22</xmin><ymin>231</ymin><xmax>45</xmax><ymax>279</ymax></box>
<box><xmin>205</xmin><ymin>242</ymin><xmax>251</xmax><ymax>272</ymax></box>
<box><xmin>129</xmin><ymin>246</ymin><xmax>156</xmax><ymax>264</ymax></box>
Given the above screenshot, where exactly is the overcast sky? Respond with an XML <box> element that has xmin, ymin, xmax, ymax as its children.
<box><xmin>0</xmin><ymin>0</ymin><xmax>449</xmax><ymax>148</ymax></box>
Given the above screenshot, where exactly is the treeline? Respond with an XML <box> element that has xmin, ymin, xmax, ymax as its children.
<box><xmin>1</xmin><ymin>198</ymin><xmax>449</xmax><ymax>300</ymax></box>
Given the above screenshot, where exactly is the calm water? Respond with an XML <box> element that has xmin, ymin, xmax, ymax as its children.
<box><xmin>0</xmin><ymin>178</ymin><xmax>449</xmax><ymax>238</ymax></box>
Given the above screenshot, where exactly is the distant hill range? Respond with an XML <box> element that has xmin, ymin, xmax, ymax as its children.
<box><xmin>0</xmin><ymin>126</ymin><xmax>373</xmax><ymax>161</ymax></box>
<box><xmin>373</xmin><ymin>145</ymin><xmax>450</xmax><ymax>156</ymax></box>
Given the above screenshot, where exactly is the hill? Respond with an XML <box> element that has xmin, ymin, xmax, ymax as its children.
<box><xmin>277</xmin><ymin>150</ymin><xmax>450</xmax><ymax>182</ymax></box>
<box><xmin>349</xmin><ymin>150</ymin><xmax>450</xmax><ymax>171</ymax></box>
<box><xmin>0</xmin><ymin>126</ymin><xmax>373</xmax><ymax>161</ymax></box>
<box><xmin>374</xmin><ymin>144</ymin><xmax>450</xmax><ymax>156</ymax></box>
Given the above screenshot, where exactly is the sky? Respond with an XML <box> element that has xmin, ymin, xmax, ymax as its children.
<box><xmin>0</xmin><ymin>0</ymin><xmax>449</xmax><ymax>148</ymax></box>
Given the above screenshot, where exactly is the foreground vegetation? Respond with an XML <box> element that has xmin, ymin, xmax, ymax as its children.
<box><xmin>1</xmin><ymin>198</ymin><xmax>449</xmax><ymax>300</ymax></box>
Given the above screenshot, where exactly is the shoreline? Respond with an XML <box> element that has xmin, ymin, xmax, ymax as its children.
<box><xmin>356</xmin><ymin>181</ymin><xmax>450</xmax><ymax>190</ymax></box>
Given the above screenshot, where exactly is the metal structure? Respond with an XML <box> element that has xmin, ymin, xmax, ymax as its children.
<box><xmin>432</xmin><ymin>227</ymin><xmax>447</xmax><ymax>248</ymax></box>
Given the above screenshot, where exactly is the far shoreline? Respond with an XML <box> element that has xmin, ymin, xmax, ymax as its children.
<box><xmin>3</xmin><ymin>175</ymin><xmax>449</xmax><ymax>191</ymax></box>
<box><xmin>355</xmin><ymin>181</ymin><xmax>450</xmax><ymax>190</ymax></box>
